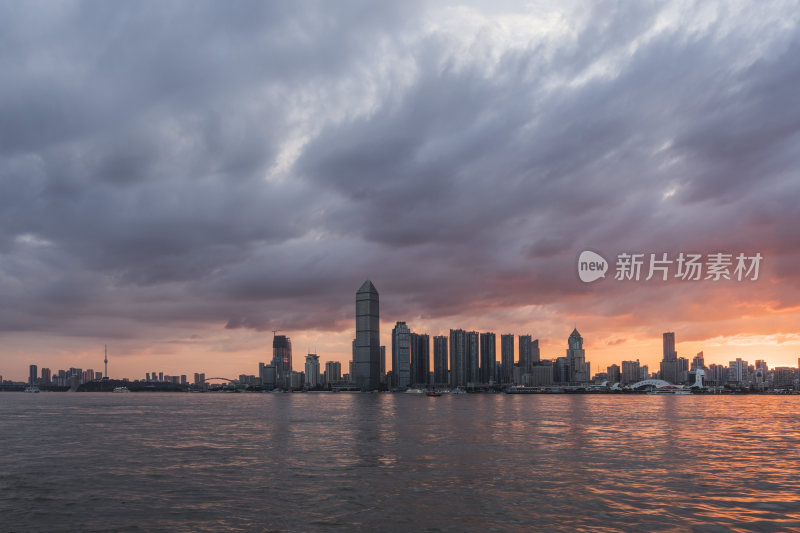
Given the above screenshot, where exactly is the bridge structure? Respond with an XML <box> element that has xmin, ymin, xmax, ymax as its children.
<box><xmin>630</xmin><ymin>371</ymin><xmax>706</xmax><ymax>390</ymax></box>
<box><xmin>204</xmin><ymin>377</ymin><xmax>236</xmax><ymax>383</ymax></box>
<box><xmin>629</xmin><ymin>379</ymin><xmax>675</xmax><ymax>389</ymax></box>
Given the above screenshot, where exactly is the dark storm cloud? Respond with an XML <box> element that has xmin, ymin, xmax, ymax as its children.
<box><xmin>0</xmin><ymin>0</ymin><xmax>798</xmax><ymax>341</ymax></box>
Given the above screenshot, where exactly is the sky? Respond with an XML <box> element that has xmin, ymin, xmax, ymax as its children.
<box><xmin>1</xmin><ymin>0</ymin><xmax>800</xmax><ymax>381</ymax></box>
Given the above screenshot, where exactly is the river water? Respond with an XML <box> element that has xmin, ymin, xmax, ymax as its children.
<box><xmin>1</xmin><ymin>393</ymin><xmax>799</xmax><ymax>532</ymax></box>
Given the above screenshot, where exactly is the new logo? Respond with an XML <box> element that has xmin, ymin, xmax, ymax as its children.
<box><xmin>578</xmin><ymin>251</ymin><xmax>608</xmax><ymax>283</ymax></box>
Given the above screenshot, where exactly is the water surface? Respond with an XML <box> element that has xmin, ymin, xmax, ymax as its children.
<box><xmin>2</xmin><ymin>393</ymin><xmax>799</xmax><ymax>532</ymax></box>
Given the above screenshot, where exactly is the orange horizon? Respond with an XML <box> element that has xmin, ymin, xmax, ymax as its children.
<box><xmin>3</xmin><ymin>322</ymin><xmax>799</xmax><ymax>382</ymax></box>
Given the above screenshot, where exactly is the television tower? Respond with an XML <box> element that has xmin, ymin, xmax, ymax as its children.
<box><xmin>104</xmin><ymin>345</ymin><xmax>108</xmax><ymax>379</ymax></box>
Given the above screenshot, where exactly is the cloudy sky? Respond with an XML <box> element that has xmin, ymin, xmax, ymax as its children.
<box><xmin>2</xmin><ymin>0</ymin><xmax>799</xmax><ymax>380</ymax></box>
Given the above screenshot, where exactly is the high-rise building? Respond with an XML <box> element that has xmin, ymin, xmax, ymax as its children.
<box><xmin>260</xmin><ymin>366</ymin><xmax>276</xmax><ymax>389</ymax></box>
<box><xmin>519</xmin><ymin>335</ymin><xmax>532</xmax><ymax>377</ymax></box>
<box><xmin>677</xmin><ymin>357</ymin><xmax>689</xmax><ymax>383</ymax></box>
<box><xmin>380</xmin><ymin>346</ymin><xmax>386</xmax><ymax>384</ymax></box>
<box><xmin>707</xmin><ymin>364</ymin><xmax>727</xmax><ymax>386</ymax></box>
<box><xmin>621</xmin><ymin>360</ymin><xmax>640</xmax><ymax>385</ymax></box>
<box><xmin>566</xmin><ymin>329</ymin><xmax>588</xmax><ymax>383</ymax></box>
<box><xmin>663</xmin><ymin>332</ymin><xmax>677</xmax><ymax>361</ymax></box>
<box><xmin>355</xmin><ymin>280</ymin><xmax>381</xmax><ymax>391</ymax></box>
<box><xmin>774</xmin><ymin>367</ymin><xmax>795</xmax><ymax>389</ymax></box>
<box><xmin>500</xmin><ymin>334</ymin><xmax>514</xmax><ymax>384</ymax></box>
<box><xmin>392</xmin><ymin>322</ymin><xmax>411</xmax><ymax>389</ymax></box>
<box><xmin>531</xmin><ymin>339</ymin><xmax>540</xmax><ymax>365</ymax></box>
<box><xmin>325</xmin><ymin>361</ymin><xmax>342</xmax><ymax>384</ymax></box>
<box><xmin>692</xmin><ymin>351</ymin><xmax>705</xmax><ymax>371</ymax></box>
<box><xmin>305</xmin><ymin>354</ymin><xmax>320</xmax><ymax>388</ymax></box>
<box><xmin>480</xmin><ymin>332</ymin><xmax>496</xmax><ymax>384</ymax></box>
<box><xmin>272</xmin><ymin>335</ymin><xmax>292</xmax><ymax>389</ymax></box>
<box><xmin>728</xmin><ymin>358</ymin><xmax>747</xmax><ymax>384</ymax></box>
<box><xmin>555</xmin><ymin>357</ymin><xmax>569</xmax><ymax>383</ymax></box>
<box><xmin>433</xmin><ymin>336</ymin><xmax>448</xmax><ymax>386</ymax></box>
<box><xmin>449</xmin><ymin>329</ymin><xmax>467</xmax><ymax>388</ymax></box>
<box><xmin>660</xmin><ymin>332</ymin><xmax>679</xmax><ymax>384</ymax></box>
<box><xmin>467</xmin><ymin>331</ymin><xmax>480</xmax><ymax>384</ymax></box>
<box><xmin>40</xmin><ymin>368</ymin><xmax>51</xmax><ymax>385</ymax></box>
<box><xmin>410</xmin><ymin>333</ymin><xmax>429</xmax><ymax>387</ymax></box>
<box><xmin>607</xmin><ymin>364</ymin><xmax>620</xmax><ymax>384</ymax></box>
<box><xmin>29</xmin><ymin>365</ymin><xmax>37</xmax><ymax>386</ymax></box>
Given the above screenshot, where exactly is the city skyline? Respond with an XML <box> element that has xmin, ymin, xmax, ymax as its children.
<box><xmin>14</xmin><ymin>315</ymin><xmax>796</xmax><ymax>392</ymax></box>
<box><xmin>6</xmin><ymin>285</ymin><xmax>798</xmax><ymax>384</ymax></box>
<box><xmin>2</xmin><ymin>2</ymin><xmax>800</xmax><ymax>381</ymax></box>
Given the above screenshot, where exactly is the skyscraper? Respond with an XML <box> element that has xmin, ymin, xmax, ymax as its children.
<box><xmin>500</xmin><ymin>334</ymin><xmax>514</xmax><ymax>384</ymax></box>
<box><xmin>728</xmin><ymin>358</ymin><xmax>747</xmax><ymax>384</ymax></box>
<box><xmin>325</xmin><ymin>361</ymin><xmax>342</xmax><ymax>383</ymax></box>
<box><xmin>305</xmin><ymin>354</ymin><xmax>320</xmax><ymax>388</ymax></box>
<box><xmin>519</xmin><ymin>335</ymin><xmax>532</xmax><ymax>377</ymax></box>
<box><xmin>692</xmin><ymin>351</ymin><xmax>705</xmax><ymax>371</ymax></box>
<box><xmin>621</xmin><ymin>359</ymin><xmax>640</xmax><ymax>385</ymax></box>
<box><xmin>433</xmin><ymin>335</ymin><xmax>448</xmax><ymax>386</ymax></box>
<box><xmin>392</xmin><ymin>322</ymin><xmax>411</xmax><ymax>389</ymax></box>
<box><xmin>663</xmin><ymin>332</ymin><xmax>677</xmax><ymax>361</ymax></box>
<box><xmin>467</xmin><ymin>331</ymin><xmax>480</xmax><ymax>384</ymax></box>
<box><xmin>380</xmin><ymin>346</ymin><xmax>386</xmax><ymax>384</ymax></box>
<box><xmin>355</xmin><ymin>280</ymin><xmax>380</xmax><ymax>391</ymax></box>
<box><xmin>29</xmin><ymin>364</ymin><xmax>37</xmax><ymax>386</ymax></box>
<box><xmin>480</xmin><ymin>332</ymin><xmax>496</xmax><ymax>384</ymax></box>
<box><xmin>566</xmin><ymin>328</ymin><xmax>588</xmax><ymax>383</ymax></box>
<box><xmin>410</xmin><ymin>333</ymin><xmax>429</xmax><ymax>387</ymax></box>
<box><xmin>272</xmin><ymin>335</ymin><xmax>292</xmax><ymax>389</ymax></box>
<box><xmin>449</xmin><ymin>329</ymin><xmax>467</xmax><ymax>388</ymax></box>
<box><xmin>660</xmin><ymin>332</ymin><xmax>678</xmax><ymax>384</ymax></box>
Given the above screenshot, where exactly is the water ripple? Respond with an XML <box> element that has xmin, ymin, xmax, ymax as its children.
<box><xmin>2</xmin><ymin>394</ymin><xmax>800</xmax><ymax>532</ymax></box>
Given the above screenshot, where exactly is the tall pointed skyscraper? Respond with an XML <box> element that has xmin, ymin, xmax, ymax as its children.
<box><xmin>566</xmin><ymin>328</ymin><xmax>589</xmax><ymax>383</ymax></box>
<box><xmin>355</xmin><ymin>280</ymin><xmax>380</xmax><ymax>391</ymax></box>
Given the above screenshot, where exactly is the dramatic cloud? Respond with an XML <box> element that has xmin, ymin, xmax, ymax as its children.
<box><xmin>1</xmin><ymin>0</ymin><xmax>799</xmax><ymax>378</ymax></box>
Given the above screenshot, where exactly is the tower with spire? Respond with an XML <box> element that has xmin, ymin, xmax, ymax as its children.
<box><xmin>566</xmin><ymin>329</ymin><xmax>589</xmax><ymax>383</ymax></box>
